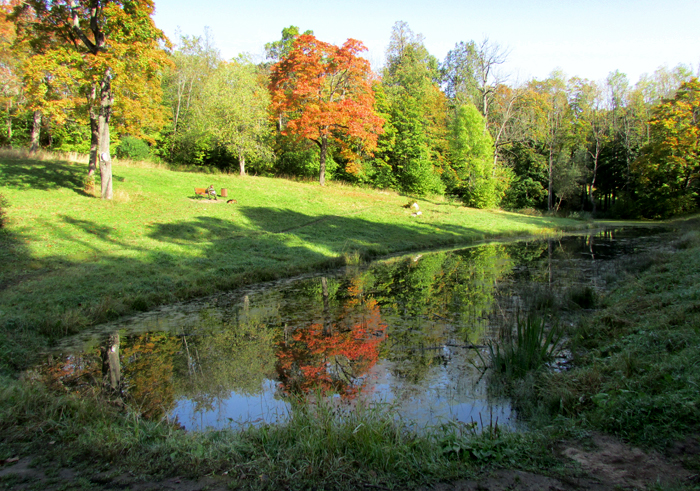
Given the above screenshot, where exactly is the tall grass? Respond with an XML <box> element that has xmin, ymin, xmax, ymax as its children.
<box><xmin>0</xmin><ymin>377</ymin><xmax>560</xmax><ymax>489</ymax></box>
<box><xmin>0</xmin><ymin>192</ymin><xmax>7</xmax><ymax>229</ymax></box>
<box><xmin>512</xmin><ymin>218</ymin><xmax>700</xmax><ymax>448</ymax></box>
<box><xmin>0</xmin><ymin>146</ymin><xmax>90</xmax><ymax>164</ymax></box>
<box><xmin>485</xmin><ymin>314</ymin><xmax>564</xmax><ymax>379</ymax></box>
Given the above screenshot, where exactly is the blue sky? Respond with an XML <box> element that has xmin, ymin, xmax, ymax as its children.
<box><xmin>153</xmin><ymin>0</ymin><xmax>699</xmax><ymax>84</ymax></box>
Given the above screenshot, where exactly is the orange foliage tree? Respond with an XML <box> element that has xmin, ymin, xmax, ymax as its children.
<box><xmin>269</xmin><ymin>34</ymin><xmax>384</xmax><ymax>186</ymax></box>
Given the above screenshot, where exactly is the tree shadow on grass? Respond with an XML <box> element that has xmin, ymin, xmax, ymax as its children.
<box><xmin>0</xmin><ymin>159</ymin><xmax>92</xmax><ymax>196</ymax></box>
<box><xmin>0</xmin><ymin>203</ymin><xmax>566</xmax><ymax>372</ymax></box>
<box><xmin>0</xmin><ymin>223</ymin><xmax>31</xmax><ymax>291</ymax></box>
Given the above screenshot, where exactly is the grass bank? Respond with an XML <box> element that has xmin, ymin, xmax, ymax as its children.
<box><xmin>0</xmin><ymin>150</ymin><xmax>583</xmax><ymax>372</ymax></box>
<box><xmin>504</xmin><ymin>217</ymin><xmax>700</xmax><ymax>470</ymax></box>
<box><xmin>4</xmin><ymin>150</ymin><xmax>697</xmax><ymax>490</ymax></box>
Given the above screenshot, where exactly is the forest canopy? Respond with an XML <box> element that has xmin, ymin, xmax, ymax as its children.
<box><xmin>1</xmin><ymin>5</ymin><xmax>698</xmax><ymax>218</ymax></box>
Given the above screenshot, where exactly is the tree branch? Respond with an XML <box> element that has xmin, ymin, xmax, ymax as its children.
<box><xmin>70</xmin><ymin>0</ymin><xmax>97</xmax><ymax>54</ymax></box>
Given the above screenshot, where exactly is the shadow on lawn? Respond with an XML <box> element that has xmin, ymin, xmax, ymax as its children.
<box><xmin>0</xmin><ymin>159</ymin><xmax>91</xmax><ymax>196</ymax></box>
<box><xmin>147</xmin><ymin>206</ymin><xmax>492</xmax><ymax>257</ymax></box>
<box><xmin>0</xmin><ymin>203</ymin><xmax>563</xmax><ymax>372</ymax></box>
<box><xmin>0</xmin><ymin>221</ymin><xmax>31</xmax><ymax>291</ymax></box>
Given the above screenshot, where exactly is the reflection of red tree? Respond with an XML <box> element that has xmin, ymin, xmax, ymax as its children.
<box><xmin>276</xmin><ymin>297</ymin><xmax>386</xmax><ymax>399</ymax></box>
<box><xmin>37</xmin><ymin>334</ymin><xmax>179</xmax><ymax>421</ymax></box>
<box><xmin>38</xmin><ymin>353</ymin><xmax>102</xmax><ymax>394</ymax></box>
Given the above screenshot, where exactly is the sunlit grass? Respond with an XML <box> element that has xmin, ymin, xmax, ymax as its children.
<box><xmin>0</xmin><ymin>153</ymin><xmax>584</xmax><ymax>371</ymax></box>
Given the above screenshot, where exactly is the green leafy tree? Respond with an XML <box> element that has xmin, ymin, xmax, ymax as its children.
<box><xmin>441</xmin><ymin>37</ymin><xmax>508</xmax><ymax>124</ymax></box>
<box><xmin>159</xmin><ymin>30</ymin><xmax>220</xmax><ymax>165</ymax></box>
<box><xmin>264</xmin><ymin>25</ymin><xmax>313</xmax><ymax>65</ymax></box>
<box><xmin>523</xmin><ymin>72</ymin><xmax>574</xmax><ymax>210</ymax></box>
<box><xmin>448</xmin><ymin>103</ymin><xmax>500</xmax><ymax>208</ymax></box>
<box><xmin>569</xmin><ymin>77</ymin><xmax>611</xmax><ymax>213</ymax></box>
<box><xmin>201</xmin><ymin>57</ymin><xmax>272</xmax><ymax>175</ymax></box>
<box><xmin>633</xmin><ymin>78</ymin><xmax>700</xmax><ymax>217</ymax></box>
<box><xmin>377</xmin><ymin>21</ymin><xmax>446</xmax><ymax>195</ymax></box>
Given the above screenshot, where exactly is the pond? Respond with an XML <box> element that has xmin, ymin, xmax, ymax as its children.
<box><xmin>31</xmin><ymin>227</ymin><xmax>669</xmax><ymax>432</ymax></box>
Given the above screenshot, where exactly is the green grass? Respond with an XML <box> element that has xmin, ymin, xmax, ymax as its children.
<box><xmin>4</xmin><ymin>150</ymin><xmax>698</xmax><ymax>489</ymax></box>
<box><xmin>0</xmin><ymin>376</ymin><xmax>563</xmax><ymax>490</ymax></box>
<box><xmin>516</xmin><ymin>220</ymin><xmax>700</xmax><ymax>450</ymax></box>
<box><xmin>0</xmin><ymin>150</ymin><xmax>584</xmax><ymax>371</ymax></box>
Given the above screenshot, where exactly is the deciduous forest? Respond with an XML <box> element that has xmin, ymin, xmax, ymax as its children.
<box><xmin>1</xmin><ymin>1</ymin><xmax>698</xmax><ymax>218</ymax></box>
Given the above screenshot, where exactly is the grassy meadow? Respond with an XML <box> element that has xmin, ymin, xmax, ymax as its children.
<box><xmin>0</xmin><ymin>150</ymin><xmax>583</xmax><ymax>372</ymax></box>
<box><xmin>3</xmin><ymin>150</ymin><xmax>699</xmax><ymax>490</ymax></box>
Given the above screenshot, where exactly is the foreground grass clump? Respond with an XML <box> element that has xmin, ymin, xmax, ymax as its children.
<box><xmin>484</xmin><ymin>314</ymin><xmax>564</xmax><ymax>379</ymax></box>
<box><xmin>517</xmin><ymin>219</ymin><xmax>700</xmax><ymax>450</ymax></box>
<box><xmin>0</xmin><ymin>378</ymin><xmax>560</xmax><ymax>490</ymax></box>
<box><xmin>0</xmin><ymin>151</ymin><xmax>583</xmax><ymax>372</ymax></box>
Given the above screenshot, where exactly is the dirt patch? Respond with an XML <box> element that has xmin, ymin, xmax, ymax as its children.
<box><xmin>559</xmin><ymin>432</ymin><xmax>692</xmax><ymax>490</ymax></box>
<box><xmin>425</xmin><ymin>469</ymin><xmax>607</xmax><ymax>491</ymax></box>
<box><xmin>187</xmin><ymin>198</ymin><xmax>224</xmax><ymax>204</ymax></box>
<box><xmin>1</xmin><ymin>434</ymin><xmax>695</xmax><ymax>490</ymax></box>
<box><xmin>0</xmin><ymin>457</ymin><xmax>228</xmax><ymax>491</ymax></box>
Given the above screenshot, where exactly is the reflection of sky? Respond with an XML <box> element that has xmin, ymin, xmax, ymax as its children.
<box><xmin>171</xmin><ymin>380</ymin><xmax>290</xmax><ymax>431</ymax></box>
<box><xmin>170</xmin><ymin>357</ymin><xmax>514</xmax><ymax>432</ymax></box>
<box><xmin>360</xmin><ymin>359</ymin><xmax>515</xmax><ymax>430</ymax></box>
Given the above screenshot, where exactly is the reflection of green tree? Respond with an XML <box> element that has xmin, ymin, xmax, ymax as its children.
<box><xmin>172</xmin><ymin>315</ymin><xmax>276</xmax><ymax>413</ymax></box>
<box><xmin>365</xmin><ymin>246</ymin><xmax>514</xmax><ymax>383</ymax></box>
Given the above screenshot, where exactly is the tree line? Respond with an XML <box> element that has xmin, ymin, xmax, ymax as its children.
<box><xmin>1</xmin><ymin>2</ymin><xmax>698</xmax><ymax>218</ymax></box>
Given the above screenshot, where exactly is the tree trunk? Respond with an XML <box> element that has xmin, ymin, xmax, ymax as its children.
<box><xmin>88</xmin><ymin>118</ymin><xmax>98</xmax><ymax>177</ymax></box>
<box><xmin>321</xmin><ymin>276</ymin><xmax>331</xmax><ymax>336</ymax></box>
<box><xmin>319</xmin><ymin>133</ymin><xmax>328</xmax><ymax>186</ymax></box>
<box><xmin>30</xmin><ymin>111</ymin><xmax>42</xmax><ymax>153</ymax></box>
<box><xmin>238</xmin><ymin>148</ymin><xmax>245</xmax><ymax>176</ymax></box>
<box><xmin>548</xmin><ymin>148</ymin><xmax>554</xmax><ymax>211</ymax></box>
<box><xmin>5</xmin><ymin>101</ymin><xmax>12</xmax><ymax>144</ymax></box>
<box><xmin>589</xmin><ymin>141</ymin><xmax>601</xmax><ymax>215</ymax></box>
<box><xmin>101</xmin><ymin>332</ymin><xmax>121</xmax><ymax>391</ymax></box>
<box><xmin>88</xmin><ymin>84</ymin><xmax>99</xmax><ymax>177</ymax></box>
<box><xmin>98</xmin><ymin>70</ymin><xmax>113</xmax><ymax>200</ymax></box>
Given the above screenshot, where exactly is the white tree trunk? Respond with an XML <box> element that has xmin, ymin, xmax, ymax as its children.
<box><xmin>98</xmin><ymin>70</ymin><xmax>113</xmax><ymax>200</ymax></box>
<box><xmin>238</xmin><ymin>148</ymin><xmax>246</xmax><ymax>176</ymax></box>
<box><xmin>30</xmin><ymin>111</ymin><xmax>42</xmax><ymax>153</ymax></box>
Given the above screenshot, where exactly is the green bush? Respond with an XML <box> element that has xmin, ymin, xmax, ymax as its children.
<box><xmin>116</xmin><ymin>136</ymin><xmax>151</xmax><ymax>161</ymax></box>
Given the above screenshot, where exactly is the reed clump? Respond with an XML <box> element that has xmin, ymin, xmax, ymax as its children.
<box><xmin>486</xmin><ymin>314</ymin><xmax>564</xmax><ymax>379</ymax></box>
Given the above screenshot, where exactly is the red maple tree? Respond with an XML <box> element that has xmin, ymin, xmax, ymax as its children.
<box><xmin>269</xmin><ymin>34</ymin><xmax>384</xmax><ymax>185</ymax></box>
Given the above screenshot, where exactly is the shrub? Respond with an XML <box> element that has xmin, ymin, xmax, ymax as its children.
<box><xmin>116</xmin><ymin>136</ymin><xmax>151</xmax><ymax>161</ymax></box>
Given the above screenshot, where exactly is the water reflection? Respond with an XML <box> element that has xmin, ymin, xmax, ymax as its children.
<box><xmin>34</xmin><ymin>227</ymin><xmax>667</xmax><ymax>431</ymax></box>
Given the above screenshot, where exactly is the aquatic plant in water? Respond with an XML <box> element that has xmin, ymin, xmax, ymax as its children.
<box><xmin>486</xmin><ymin>314</ymin><xmax>564</xmax><ymax>378</ymax></box>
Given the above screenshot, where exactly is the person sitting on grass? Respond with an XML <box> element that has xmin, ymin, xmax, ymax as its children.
<box><xmin>207</xmin><ymin>185</ymin><xmax>217</xmax><ymax>200</ymax></box>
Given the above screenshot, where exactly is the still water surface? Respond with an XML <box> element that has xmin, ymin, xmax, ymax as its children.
<box><xmin>35</xmin><ymin>227</ymin><xmax>668</xmax><ymax>431</ymax></box>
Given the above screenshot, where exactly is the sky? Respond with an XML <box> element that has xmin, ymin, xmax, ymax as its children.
<box><xmin>153</xmin><ymin>0</ymin><xmax>699</xmax><ymax>85</ymax></box>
